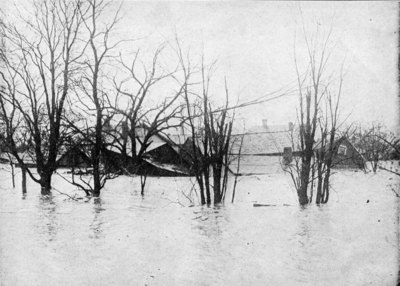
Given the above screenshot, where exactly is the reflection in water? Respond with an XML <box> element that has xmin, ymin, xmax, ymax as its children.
<box><xmin>90</xmin><ymin>198</ymin><xmax>105</xmax><ymax>240</ymax></box>
<box><xmin>0</xmin><ymin>171</ymin><xmax>397</xmax><ymax>286</ymax></box>
<box><xmin>293</xmin><ymin>208</ymin><xmax>314</xmax><ymax>283</ymax></box>
<box><xmin>192</xmin><ymin>206</ymin><xmax>228</xmax><ymax>239</ymax></box>
<box><xmin>35</xmin><ymin>195</ymin><xmax>58</xmax><ymax>242</ymax></box>
<box><xmin>191</xmin><ymin>205</ymin><xmax>232</xmax><ymax>268</ymax></box>
<box><xmin>292</xmin><ymin>205</ymin><xmax>334</xmax><ymax>284</ymax></box>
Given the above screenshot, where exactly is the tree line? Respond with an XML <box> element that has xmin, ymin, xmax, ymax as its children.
<box><xmin>0</xmin><ymin>0</ymin><xmax>398</xmax><ymax>206</ymax></box>
<box><xmin>0</xmin><ymin>0</ymin><xmax>241</xmax><ymax>204</ymax></box>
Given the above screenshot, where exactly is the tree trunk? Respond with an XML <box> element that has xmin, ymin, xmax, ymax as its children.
<box><xmin>140</xmin><ymin>174</ymin><xmax>147</xmax><ymax>196</ymax></box>
<box><xmin>298</xmin><ymin>160</ymin><xmax>311</xmax><ymax>205</ymax></box>
<box><xmin>197</xmin><ymin>175</ymin><xmax>206</xmax><ymax>205</ymax></box>
<box><xmin>204</xmin><ymin>166</ymin><xmax>211</xmax><ymax>205</ymax></box>
<box><xmin>92</xmin><ymin>162</ymin><xmax>101</xmax><ymax>197</ymax></box>
<box><xmin>309</xmin><ymin>159</ymin><xmax>315</xmax><ymax>203</ymax></box>
<box><xmin>213</xmin><ymin>165</ymin><xmax>222</xmax><ymax>204</ymax></box>
<box><xmin>92</xmin><ymin>102</ymin><xmax>102</xmax><ymax>197</ymax></box>
<box><xmin>92</xmin><ymin>145</ymin><xmax>101</xmax><ymax>197</ymax></box>
<box><xmin>40</xmin><ymin>170</ymin><xmax>52</xmax><ymax>195</ymax></box>
<box><xmin>130</xmin><ymin>122</ymin><xmax>137</xmax><ymax>159</ymax></box>
<box><xmin>322</xmin><ymin>168</ymin><xmax>331</xmax><ymax>203</ymax></box>
<box><xmin>316</xmin><ymin>161</ymin><xmax>323</xmax><ymax>204</ymax></box>
<box><xmin>372</xmin><ymin>160</ymin><xmax>378</xmax><ymax>173</ymax></box>
<box><xmin>10</xmin><ymin>162</ymin><xmax>15</xmax><ymax>188</ymax></box>
<box><xmin>21</xmin><ymin>167</ymin><xmax>27</xmax><ymax>195</ymax></box>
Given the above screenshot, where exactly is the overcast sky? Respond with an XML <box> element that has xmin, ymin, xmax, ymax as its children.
<box><xmin>114</xmin><ymin>1</ymin><xmax>399</xmax><ymax>132</ymax></box>
<box><xmin>4</xmin><ymin>1</ymin><xmax>399</xmax><ymax>133</ymax></box>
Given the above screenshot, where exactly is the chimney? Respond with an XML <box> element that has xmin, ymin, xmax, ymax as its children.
<box><xmin>288</xmin><ymin>122</ymin><xmax>294</xmax><ymax>131</ymax></box>
<box><xmin>283</xmin><ymin>147</ymin><xmax>293</xmax><ymax>165</ymax></box>
<box><xmin>262</xmin><ymin>119</ymin><xmax>268</xmax><ymax>129</ymax></box>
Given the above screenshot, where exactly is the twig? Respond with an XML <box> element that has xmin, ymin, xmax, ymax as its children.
<box><xmin>51</xmin><ymin>186</ymin><xmax>79</xmax><ymax>201</ymax></box>
<box><xmin>379</xmin><ymin>166</ymin><xmax>400</xmax><ymax>176</ymax></box>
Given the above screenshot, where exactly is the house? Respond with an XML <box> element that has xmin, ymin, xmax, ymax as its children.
<box><xmin>136</xmin><ymin>130</ymin><xmax>192</xmax><ymax>175</ymax></box>
<box><xmin>229</xmin><ymin>121</ymin><xmax>297</xmax><ymax>174</ymax></box>
<box><xmin>146</xmin><ymin>143</ymin><xmax>184</xmax><ymax>166</ymax></box>
<box><xmin>231</xmin><ymin>121</ymin><xmax>297</xmax><ymax>156</ymax></box>
<box><xmin>317</xmin><ymin>137</ymin><xmax>366</xmax><ymax>169</ymax></box>
<box><xmin>0</xmin><ymin>151</ymin><xmax>37</xmax><ymax>168</ymax></box>
<box><xmin>103</xmin><ymin>124</ymin><xmax>192</xmax><ymax>176</ymax></box>
<box><xmin>101</xmin><ymin>148</ymin><xmax>190</xmax><ymax>177</ymax></box>
<box><xmin>56</xmin><ymin>145</ymin><xmax>91</xmax><ymax>168</ymax></box>
<box><xmin>230</xmin><ymin>120</ymin><xmax>365</xmax><ymax>174</ymax></box>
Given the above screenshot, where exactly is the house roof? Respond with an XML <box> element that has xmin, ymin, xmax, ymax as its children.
<box><xmin>0</xmin><ymin>151</ymin><xmax>36</xmax><ymax>165</ymax></box>
<box><xmin>145</xmin><ymin>141</ymin><xmax>168</xmax><ymax>152</ymax></box>
<box><xmin>231</xmin><ymin>125</ymin><xmax>299</xmax><ymax>155</ymax></box>
<box><xmin>144</xmin><ymin>158</ymin><xmax>189</xmax><ymax>175</ymax></box>
<box><xmin>103</xmin><ymin>124</ymin><xmax>176</xmax><ymax>156</ymax></box>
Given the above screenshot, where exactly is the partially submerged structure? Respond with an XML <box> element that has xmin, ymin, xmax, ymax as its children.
<box><xmin>231</xmin><ymin>120</ymin><xmax>365</xmax><ymax>174</ymax></box>
<box><xmin>230</xmin><ymin>121</ymin><xmax>297</xmax><ymax>174</ymax></box>
<box><xmin>102</xmin><ymin>124</ymin><xmax>192</xmax><ymax>176</ymax></box>
<box><xmin>0</xmin><ymin>120</ymin><xmax>366</xmax><ymax>176</ymax></box>
<box><xmin>315</xmin><ymin>136</ymin><xmax>366</xmax><ymax>169</ymax></box>
<box><xmin>56</xmin><ymin>146</ymin><xmax>91</xmax><ymax>168</ymax></box>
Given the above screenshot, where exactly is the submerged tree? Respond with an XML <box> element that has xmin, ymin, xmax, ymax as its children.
<box><xmin>353</xmin><ymin>123</ymin><xmax>392</xmax><ymax>173</ymax></box>
<box><xmin>285</xmin><ymin>24</ymin><xmax>346</xmax><ymax>205</ymax></box>
<box><xmin>312</xmin><ymin>76</ymin><xmax>345</xmax><ymax>204</ymax></box>
<box><xmin>109</xmin><ymin>46</ymin><xmax>190</xmax><ymax>195</ymax></box>
<box><xmin>178</xmin><ymin>48</ymin><xmax>235</xmax><ymax>205</ymax></box>
<box><xmin>66</xmin><ymin>0</ymin><xmax>121</xmax><ymax>197</ymax></box>
<box><xmin>0</xmin><ymin>0</ymin><xmax>86</xmax><ymax>195</ymax></box>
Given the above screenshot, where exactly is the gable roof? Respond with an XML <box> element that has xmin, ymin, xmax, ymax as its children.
<box><xmin>231</xmin><ymin>125</ymin><xmax>299</xmax><ymax>155</ymax></box>
<box><xmin>103</xmin><ymin>123</ymin><xmax>181</xmax><ymax>156</ymax></box>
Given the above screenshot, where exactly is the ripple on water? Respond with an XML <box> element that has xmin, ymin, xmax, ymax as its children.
<box><xmin>0</xmin><ymin>170</ymin><xmax>398</xmax><ymax>285</ymax></box>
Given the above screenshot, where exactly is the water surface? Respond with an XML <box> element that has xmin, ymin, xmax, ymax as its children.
<box><xmin>0</xmin><ymin>170</ymin><xmax>398</xmax><ymax>285</ymax></box>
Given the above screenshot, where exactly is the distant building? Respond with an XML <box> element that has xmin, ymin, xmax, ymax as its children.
<box><xmin>229</xmin><ymin>121</ymin><xmax>297</xmax><ymax>174</ymax></box>
<box><xmin>315</xmin><ymin>137</ymin><xmax>366</xmax><ymax>169</ymax></box>
<box><xmin>230</xmin><ymin>119</ymin><xmax>365</xmax><ymax>174</ymax></box>
<box><xmin>231</xmin><ymin>121</ymin><xmax>297</xmax><ymax>156</ymax></box>
<box><xmin>103</xmin><ymin>124</ymin><xmax>192</xmax><ymax>176</ymax></box>
<box><xmin>56</xmin><ymin>145</ymin><xmax>91</xmax><ymax>168</ymax></box>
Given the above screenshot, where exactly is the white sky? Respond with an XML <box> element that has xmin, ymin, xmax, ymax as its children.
<box><xmin>3</xmin><ymin>1</ymin><xmax>399</xmax><ymax>133</ymax></box>
<box><xmin>114</xmin><ymin>1</ymin><xmax>399</xmax><ymax>132</ymax></box>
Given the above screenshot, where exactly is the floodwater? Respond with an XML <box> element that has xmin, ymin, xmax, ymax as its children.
<box><xmin>0</xmin><ymin>168</ymin><xmax>398</xmax><ymax>285</ymax></box>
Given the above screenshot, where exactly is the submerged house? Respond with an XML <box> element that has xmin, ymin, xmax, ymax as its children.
<box><xmin>230</xmin><ymin>120</ymin><xmax>297</xmax><ymax>174</ymax></box>
<box><xmin>56</xmin><ymin>145</ymin><xmax>91</xmax><ymax>168</ymax></box>
<box><xmin>1</xmin><ymin>152</ymin><xmax>37</xmax><ymax>168</ymax></box>
<box><xmin>230</xmin><ymin>120</ymin><xmax>365</xmax><ymax>174</ymax></box>
<box><xmin>315</xmin><ymin>136</ymin><xmax>366</xmax><ymax>169</ymax></box>
<box><xmin>102</xmin><ymin>124</ymin><xmax>192</xmax><ymax>176</ymax></box>
<box><xmin>101</xmin><ymin>148</ymin><xmax>189</xmax><ymax>177</ymax></box>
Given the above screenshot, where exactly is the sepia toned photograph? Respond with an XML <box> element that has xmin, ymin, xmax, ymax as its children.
<box><xmin>0</xmin><ymin>1</ymin><xmax>399</xmax><ymax>285</ymax></box>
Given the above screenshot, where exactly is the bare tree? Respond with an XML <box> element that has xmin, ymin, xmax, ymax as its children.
<box><xmin>353</xmin><ymin>123</ymin><xmax>391</xmax><ymax>173</ymax></box>
<box><xmin>313</xmin><ymin>77</ymin><xmax>345</xmax><ymax>204</ymax></box>
<box><xmin>285</xmin><ymin>24</ymin><xmax>346</xmax><ymax>205</ymax></box>
<box><xmin>112</xmin><ymin>47</ymin><xmax>180</xmax><ymax>155</ymax></box>
<box><xmin>292</xmin><ymin>30</ymin><xmax>332</xmax><ymax>205</ymax></box>
<box><xmin>231</xmin><ymin>131</ymin><xmax>245</xmax><ymax>203</ymax></box>
<box><xmin>66</xmin><ymin>0</ymin><xmax>121</xmax><ymax>197</ymax></box>
<box><xmin>178</xmin><ymin>48</ymin><xmax>235</xmax><ymax>205</ymax></box>
<box><xmin>0</xmin><ymin>0</ymin><xmax>85</xmax><ymax>195</ymax></box>
<box><xmin>0</xmin><ymin>85</ymin><xmax>18</xmax><ymax>189</ymax></box>
<box><xmin>89</xmin><ymin>44</ymin><xmax>189</xmax><ymax>196</ymax></box>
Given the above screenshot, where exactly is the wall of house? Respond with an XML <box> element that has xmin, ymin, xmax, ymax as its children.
<box><xmin>333</xmin><ymin>139</ymin><xmax>365</xmax><ymax>169</ymax></box>
<box><xmin>230</xmin><ymin>155</ymin><xmax>284</xmax><ymax>175</ymax></box>
<box><xmin>147</xmin><ymin>144</ymin><xmax>183</xmax><ymax>165</ymax></box>
<box><xmin>57</xmin><ymin>148</ymin><xmax>91</xmax><ymax>168</ymax></box>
